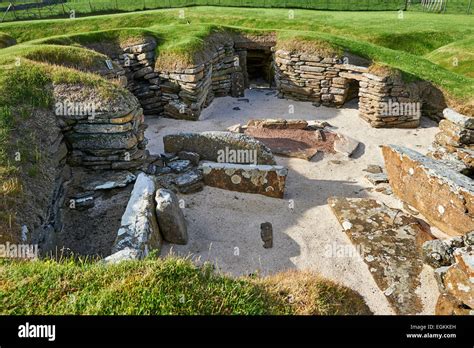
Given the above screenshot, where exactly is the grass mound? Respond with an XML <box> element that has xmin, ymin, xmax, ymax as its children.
<box><xmin>425</xmin><ymin>37</ymin><xmax>474</xmax><ymax>78</ymax></box>
<box><xmin>0</xmin><ymin>256</ymin><xmax>372</xmax><ymax>315</ymax></box>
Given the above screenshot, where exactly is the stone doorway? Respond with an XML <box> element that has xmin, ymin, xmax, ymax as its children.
<box><xmin>246</xmin><ymin>48</ymin><xmax>274</xmax><ymax>88</ymax></box>
<box><xmin>345</xmin><ymin>79</ymin><xmax>360</xmax><ymax>105</ymax></box>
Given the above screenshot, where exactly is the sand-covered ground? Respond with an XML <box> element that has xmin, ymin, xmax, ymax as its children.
<box><xmin>145</xmin><ymin>89</ymin><xmax>442</xmax><ymax>315</ymax></box>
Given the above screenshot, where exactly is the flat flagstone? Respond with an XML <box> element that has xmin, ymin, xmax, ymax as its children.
<box><xmin>328</xmin><ymin>196</ymin><xmax>434</xmax><ymax>314</ymax></box>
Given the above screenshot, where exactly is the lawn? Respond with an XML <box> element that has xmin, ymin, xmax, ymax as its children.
<box><xmin>0</xmin><ymin>256</ymin><xmax>372</xmax><ymax>315</ymax></box>
<box><xmin>0</xmin><ymin>7</ymin><xmax>471</xmax><ymax>97</ymax></box>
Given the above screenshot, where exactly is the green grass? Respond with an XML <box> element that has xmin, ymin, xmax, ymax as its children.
<box><xmin>0</xmin><ymin>0</ymin><xmax>408</xmax><ymax>23</ymax></box>
<box><xmin>425</xmin><ymin>37</ymin><xmax>474</xmax><ymax>78</ymax></box>
<box><xmin>1</xmin><ymin>7</ymin><xmax>470</xmax><ymax>99</ymax></box>
<box><xmin>0</xmin><ymin>256</ymin><xmax>372</xmax><ymax>315</ymax></box>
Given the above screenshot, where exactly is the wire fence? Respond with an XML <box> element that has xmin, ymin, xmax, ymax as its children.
<box><xmin>0</xmin><ymin>0</ymin><xmax>471</xmax><ymax>23</ymax></box>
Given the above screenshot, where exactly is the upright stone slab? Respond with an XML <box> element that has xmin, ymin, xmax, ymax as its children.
<box><xmin>200</xmin><ymin>162</ymin><xmax>288</xmax><ymax>198</ymax></box>
<box><xmin>155</xmin><ymin>188</ymin><xmax>188</xmax><ymax>245</ymax></box>
<box><xmin>112</xmin><ymin>173</ymin><xmax>162</xmax><ymax>257</ymax></box>
<box><xmin>328</xmin><ymin>196</ymin><xmax>434</xmax><ymax>315</ymax></box>
<box><xmin>382</xmin><ymin>145</ymin><xmax>474</xmax><ymax>236</ymax></box>
<box><xmin>163</xmin><ymin>131</ymin><xmax>276</xmax><ymax>165</ymax></box>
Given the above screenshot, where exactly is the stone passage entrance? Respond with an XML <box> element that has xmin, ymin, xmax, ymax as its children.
<box><xmin>246</xmin><ymin>48</ymin><xmax>274</xmax><ymax>88</ymax></box>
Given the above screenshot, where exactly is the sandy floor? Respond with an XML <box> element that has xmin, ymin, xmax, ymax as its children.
<box><xmin>145</xmin><ymin>88</ymin><xmax>441</xmax><ymax>315</ymax></box>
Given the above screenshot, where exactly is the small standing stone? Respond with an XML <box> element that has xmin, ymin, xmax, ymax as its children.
<box><xmin>260</xmin><ymin>222</ymin><xmax>273</xmax><ymax>249</ymax></box>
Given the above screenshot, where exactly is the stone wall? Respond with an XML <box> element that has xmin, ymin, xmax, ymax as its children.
<box><xmin>429</xmin><ymin>108</ymin><xmax>473</xmax><ymax>177</ymax></box>
<box><xmin>159</xmin><ymin>40</ymin><xmax>244</xmax><ymax>120</ymax></box>
<box><xmin>54</xmin><ymin>85</ymin><xmax>148</xmax><ymax>171</ymax></box>
<box><xmin>111</xmin><ymin>38</ymin><xmax>163</xmax><ymax>116</ymax></box>
<box><xmin>274</xmin><ymin>50</ymin><xmax>421</xmax><ymax>128</ymax></box>
<box><xmin>102</xmin><ymin>36</ymin><xmax>427</xmax><ymax>128</ymax></box>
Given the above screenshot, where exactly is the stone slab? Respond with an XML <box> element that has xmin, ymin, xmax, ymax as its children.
<box><xmin>112</xmin><ymin>173</ymin><xmax>162</xmax><ymax>256</ymax></box>
<box><xmin>328</xmin><ymin>196</ymin><xmax>434</xmax><ymax>314</ymax></box>
<box><xmin>163</xmin><ymin>131</ymin><xmax>275</xmax><ymax>165</ymax></box>
<box><xmin>200</xmin><ymin>162</ymin><xmax>287</xmax><ymax>198</ymax></box>
<box><xmin>382</xmin><ymin>145</ymin><xmax>474</xmax><ymax>236</ymax></box>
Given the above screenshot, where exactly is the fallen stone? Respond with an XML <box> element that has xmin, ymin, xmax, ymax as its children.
<box><xmin>374</xmin><ymin>183</ymin><xmax>393</xmax><ymax>195</ymax></box>
<box><xmin>178</xmin><ymin>151</ymin><xmax>200</xmax><ymax>166</ymax></box>
<box><xmin>453</xmin><ymin>247</ymin><xmax>474</xmax><ymax>277</ymax></box>
<box><xmin>365</xmin><ymin>173</ymin><xmax>389</xmax><ymax>185</ymax></box>
<box><xmin>71</xmin><ymin>192</ymin><xmax>95</xmax><ymax>210</ymax></box>
<box><xmin>201</xmin><ymin>162</ymin><xmax>287</xmax><ymax>198</ymax></box>
<box><xmin>163</xmin><ymin>131</ymin><xmax>276</xmax><ymax>165</ymax></box>
<box><xmin>227</xmin><ymin>124</ymin><xmax>244</xmax><ymax>133</ymax></box>
<box><xmin>84</xmin><ymin>171</ymin><xmax>136</xmax><ymax>191</ymax></box>
<box><xmin>306</xmin><ymin>120</ymin><xmax>331</xmax><ymax>130</ymax></box>
<box><xmin>445</xmin><ymin>237</ymin><xmax>465</xmax><ymax>250</ymax></box>
<box><xmin>382</xmin><ymin>145</ymin><xmax>474</xmax><ymax>236</ymax></box>
<box><xmin>333</xmin><ymin>133</ymin><xmax>360</xmax><ymax>157</ymax></box>
<box><xmin>167</xmin><ymin>159</ymin><xmax>192</xmax><ymax>173</ymax></box>
<box><xmin>174</xmin><ymin>169</ymin><xmax>204</xmax><ymax>194</ymax></box>
<box><xmin>422</xmin><ymin>240</ymin><xmax>454</xmax><ymax>268</ymax></box>
<box><xmin>363</xmin><ymin>164</ymin><xmax>384</xmax><ymax>174</ymax></box>
<box><xmin>328</xmin><ymin>196</ymin><xmax>434</xmax><ymax>314</ymax></box>
<box><xmin>260</xmin><ymin>222</ymin><xmax>273</xmax><ymax>249</ymax></box>
<box><xmin>102</xmin><ymin>247</ymin><xmax>141</xmax><ymax>264</ymax></box>
<box><xmin>156</xmin><ymin>166</ymin><xmax>173</xmax><ymax>175</ymax></box>
<box><xmin>443</xmin><ymin>108</ymin><xmax>474</xmax><ymax>130</ymax></box>
<box><xmin>403</xmin><ymin>202</ymin><xmax>419</xmax><ymax>216</ymax></box>
<box><xmin>435</xmin><ymin>293</ymin><xmax>473</xmax><ymax>315</ymax></box>
<box><xmin>444</xmin><ymin>263</ymin><xmax>474</xmax><ymax>308</ymax></box>
<box><xmin>155</xmin><ymin>188</ymin><xmax>188</xmax><ymax>245</ymax></box>
<box><xmin>112</xmin><ymin>173</ymin><xmax>162</xmax><ymax>256</ymax></box>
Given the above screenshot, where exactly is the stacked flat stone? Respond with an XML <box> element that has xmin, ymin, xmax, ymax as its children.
<box><xmin>61</xmin><ymin>101</ymin><xmax>147</xmax><ymax>171</ymax></box>
<box><xmin>274</xmin><ymin>49</ymin><xmax>421</xmax><ymax>128</ymax></box>
<box><xmin>358</xmin><ymin>73</ymin><xmax>421</xmax><ymax>128</ymax></box>
<box><xmin>112</xmin><ymin>39</ymin><xmax>163</xmax><ymax>116</ymax></box>
<box><xmin>159</xmin><ymin>41</ymin><xmax>243</xmax><ymax>121</ymax></box>
<box><xmin>429</xmin><ymin>108</ymin><xmax>474</xmax><ymax>175</ymax></box>
<box><xmin>274</xmin><ymin>50</ymin><xmax>347</xmax><ymax>105</ymax></box>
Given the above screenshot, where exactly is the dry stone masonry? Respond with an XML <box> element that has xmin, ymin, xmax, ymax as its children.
<box><xmin>104</xmin><ymin>35</ymin><xmax>426</xmax><ymax>130</ymax></box>
<box><xmin>54</xmin><ymin>85</ymin><xmax>148</xmax><ymax>171</ymax></box>
<box><xmin>429</xmin><ymin>108</ymin><xmax>474</xmax><ymax>177</ymax></box>
<box><xmin>274</xmin><ymin>50</ymin><xmax>421</xmax><ymax>128</ymax></box>
<box><xmin>112</xmin><ymin>38</ymin><xmax>163</xmax><ymax>116</ymax></box>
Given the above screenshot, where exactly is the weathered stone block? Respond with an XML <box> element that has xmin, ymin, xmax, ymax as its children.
<box><xmin>382</xmin><ymin>145</ymin><xmax>474</xmax><ymax>236</ymax></box>
<box><xmin>163</xmin><ymin>131</ymin><xmax>275</xmax><ymax>165</ymax></box>
<box><xmin>155</xmin><ymin>189</ymin><xmax>188</xmax><ymax>245</ymax></box>
<box><xmin>200</xmin><ymin>162</ymin><xmax>287</xmax><ymax>198</ymax></box>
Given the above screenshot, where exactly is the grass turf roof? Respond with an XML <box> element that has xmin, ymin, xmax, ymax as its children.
<box><xmin>3</xmin><ymin>23</ymin><xmax>471</xmax><ymax>107</ymax></box>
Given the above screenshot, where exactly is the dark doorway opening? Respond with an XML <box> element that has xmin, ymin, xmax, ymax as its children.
<box><xmin>344</xmin><ymin>79</ymin><xmax>360</xmax><ymax>108</ymax></box>
<box><xmin>246</xmin><ymin>49</ymin><xmax>274</xmax><ymax>88</ymax></box>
